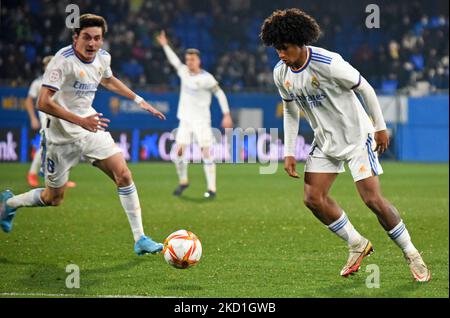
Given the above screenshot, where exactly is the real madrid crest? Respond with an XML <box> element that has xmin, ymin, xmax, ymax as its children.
<box><xmin>311</xmin><ymin>75</ymin><xmax>320</xmax><ymax>89</ymax></box>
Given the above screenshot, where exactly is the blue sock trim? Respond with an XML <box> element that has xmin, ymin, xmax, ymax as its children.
<box><xmin>328</xmin><ymin>213</ymin><xmax>349</xmax><ymax>232</ymax></box>
<box><xmin>118</xmin><ymin>183</ymin><xmax>136</xmax><ymax>196</ymax></box>
<box><xmin>34</xmin><ymin>188</ymin><xmax>46</xmax><ymax>207</ymax></box>
<box><xmin>389</xmin><ymin>222</ymin><xmax>406</xmax><ymax>240</ymax></box>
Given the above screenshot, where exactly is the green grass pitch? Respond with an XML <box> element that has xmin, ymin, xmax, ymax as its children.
<box><xmin>0</xmin><ymin>162</ymin><xmax>448</xmax><ymax>298</ymax></box>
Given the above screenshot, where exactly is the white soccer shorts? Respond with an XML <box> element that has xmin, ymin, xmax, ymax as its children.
<box><xmin>42</xmin><ymin>130</ymin><xmax>122</xmax><ymax>188</ymax></box>
<box><xmin>175</xmin><ymin>120</ymin><xmax>214</xmax><ymax>148</ymax></box>
<box><xmin>304</xmin><ymin>134</ymin><xmax>383</xmax><ymax>182</ymax></box>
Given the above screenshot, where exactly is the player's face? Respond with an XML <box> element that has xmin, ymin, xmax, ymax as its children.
<box><xmin>73</xmin><ymin>27</ymin><xmax>104</xmax><ymax>62</ymax></box>
<box><xmin>185</xmin><ymin>54</ymin><xmax>201</xmax><ymax>72</ymax></box>
<box><xmin>276</xmin><ymin>44</ymin><xmax>302</xmax><ymax>68</ymax></box>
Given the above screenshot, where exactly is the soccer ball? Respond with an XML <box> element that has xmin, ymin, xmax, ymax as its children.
<box><xmin>163</xmin><ymin>230</ymin><xmax>202</xmax><ymax>269</ymax></box>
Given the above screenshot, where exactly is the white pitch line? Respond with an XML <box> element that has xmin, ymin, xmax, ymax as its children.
<box><xmin>0</xmin><ymin>292</ymin><xmax>181</xmax><ymax>298</ymax></box>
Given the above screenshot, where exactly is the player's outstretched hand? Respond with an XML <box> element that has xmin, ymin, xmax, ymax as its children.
<box><xmin>284</xmin><ymin>156</ymin><xmax>300</xmax><ymax>179</ymax></box>
<box><xmin>140</xmin><ymin>101</ymin><xmax>166</xmax><ymax>120</ymax></box>
<box><xmin>221</xmin><ymin>113</ymin><xmax>233</xmax><ymax>129</ymax></box>
<box><xmin>374</xmin><ymin>129</ymin><xmax>389</xmax><ymax>155</ymax></box>
<box><xmin>156</xmin><ymin>30</ymin><xmax>168</xmax><ymax>46</ymax></box>
<box><xmin>31</xmin><ymin>117</ymin><xmax>40</xmax><ymax>130</ymax></box>
<box><xmin>81</xmin><ymin>113</ymin><xmax>110</xmax><ymax>132</ymax></box>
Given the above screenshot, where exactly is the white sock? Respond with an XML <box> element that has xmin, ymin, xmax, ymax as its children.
<box><xmin>29</xmin><ymin>147</ymin><xmax>43</xmax><ymax>174</ymax></box>
<box><xmin>388</xmin><ymin>220</ymin><xmax>418</xmax><ymax>255</ymax></box>
<box><xmin>6</xmin><ymin>188</ymin><xmax>46</xmax><ymax>209</ymax></box>
<box><xmin>118</xmin><ymin>183</ymin><xmax>144</xmax><ymax>242</ymax></box>
<box><xmin>328</xmin><ymin>211</ymin><xmax>363</xmax><ymax>246</ymax></box>
<box><xmin>174</xmin><ymin>154</ymin><xmax>188</xmax><ymax>184</ymax></box>
<box><xmin>203</xmin><ymin>157</ymin><xmax>216</xmax><ymax>192</ymax></box>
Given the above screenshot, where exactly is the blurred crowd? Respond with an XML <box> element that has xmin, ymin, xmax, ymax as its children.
<box><xmin>1</xmin><ymin>0</ymin><xmax>448</xmax><ymax>94</ymax></box>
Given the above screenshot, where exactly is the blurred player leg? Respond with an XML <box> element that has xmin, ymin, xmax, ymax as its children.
<box><xmin>201</xmin><ymin>146</ymin><xmax>216</xmax><ymax>198</ymax></box>
<box><xmin>196</xmin><ymin>124</ymin><xmax>216</xmax><ymax>198</ymax></box>
<box><xmin>173</xmin><ymin>144</ymin><xmax>189</xmax><ymax>196</ymax></box>
<box><xmin>27</xmin><ymin>147</ymin><xmax>42</xmax><ymax>187</ymax></box>
<box><xmin>173</xmin><ymin>122</ymin><xmax>191</xmax><ymax>196</ymax></box>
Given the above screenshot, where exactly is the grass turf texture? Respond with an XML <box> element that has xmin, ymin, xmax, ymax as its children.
<box><xmin>0</xmin><ymin>162</ymin><xmax>448</xmax><ymax>298</ymax></box>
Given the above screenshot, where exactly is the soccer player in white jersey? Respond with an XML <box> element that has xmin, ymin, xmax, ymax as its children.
<box><xmin>156</xmin><ymin>30</ymin><xmax>233</xmax><ymax>199</ymax></box>
<box><xmin>261</xmin><ymin>8</ymin><xmax>430</xmax><ymax>282</ymax></box>
<box><xmin>1</xmin><ymin>14</ymin><xmax>166</xmax><ymax>255</ymax></box>
<box><xmin>25</xmin><ymin>56</ymin><xmax>76</xmax><ymax>188</ymax></box>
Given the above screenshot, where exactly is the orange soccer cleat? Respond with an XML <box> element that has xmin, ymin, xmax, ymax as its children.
<box><xmin>405</xmin><ymin>251</ymin><xmax>431</xmax><ymax>283</ymax></box>
<box><xmin>65</xmin><ymin>181</ymin><xmax>77</xmax><ymax>188</ymax></box>
<box><xmin>340</xmin><ymin>238</ymin><xmax>374</xmax><ymax>277</ymax></box>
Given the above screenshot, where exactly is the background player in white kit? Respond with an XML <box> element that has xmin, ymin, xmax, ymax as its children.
<box><xmin>25</xmin><ymin>56</ymin><xmax>76</xmax><ymax>188</ymax></box>
<box><xmin>156</xmin><ymin>30</ymin><xmax>233</xmax><ymax>199</ymax></box>
<box><xmin>1</xmin><ymin>14</ymin><xmax>166</xmax><ymax>255</ymax></box>
<box><xmin>261</xmin><ymin>8</ymin><xmax>430</xmax><ymax>282</ymax></box>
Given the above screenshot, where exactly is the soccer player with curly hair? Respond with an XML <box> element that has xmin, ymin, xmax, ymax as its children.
<box><xmin>261</xmin><ymin>8</ymin><xmax>430</xmax><ymax>282</ymax></box>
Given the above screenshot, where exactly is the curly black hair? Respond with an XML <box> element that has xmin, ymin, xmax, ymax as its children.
<box><xmin>260</xmin><ymin>8</ymin><xmax>321</xmax><ymax>50</ymax></box>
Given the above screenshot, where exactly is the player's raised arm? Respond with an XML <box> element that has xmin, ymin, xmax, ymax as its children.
<box><xmin>156</xmin><ymin>30</ymin><xmax>183</xmax><ymax>70</ymax></box>
<box><xmin>25</xmin><ymin>94</ymin><xmax>40</xmax><ymax>130</ymax></box>
<box><xmin>352</xmin><ymin>77</ymin><xmax>389</xmax><ymax>155</ymax></box>
<box><xmin>211</xmin><ymin>84</ymin><xmax>233</xmax><ymax>129</ymax></box>
<box><xmin>100</xmin><ymin>76</ymin><xmax>165</xmax><ymax>120</ymax></box>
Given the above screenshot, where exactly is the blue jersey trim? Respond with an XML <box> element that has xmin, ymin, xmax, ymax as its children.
<box><xmin>311</xmin><ymin>57</ymin><xmax>331</xmax><ymax>64</ymax></box>
<box><xmin>72</xmin><ymin>45</ymin><xmax>96</xmax><ymax>64</ymax></box>
<box><xmin>99</xmin><ymin>49</ymin><xmax>110</xmax><ymax>56</ymax></box>
<box><xmin>61</xmin><ymin>47</ymin><xmax>73</xmax><ymax>55</ymax></box>
<box><xmin>62</xmin><ymin>50</ymin><xmax>74</xmax><ymax>57</ymax></box>
<box><xmin>274</xmin><ymin>60</ymin><xmax>285</xmax><ymax>69</ymax></box>
<box><xmin>42</xmin><ymin>84</ymin><xmax>59</xmax><ymax>91</ymax></box>
<box><xmin>351</xmin><ymin>74</ymin><xmax>362</xmax><ymax>89</ymax></box>
<box><xmin>311</xmin><ymin>53</ymin><xmax>332</xmax><ymax>61</ymax></box>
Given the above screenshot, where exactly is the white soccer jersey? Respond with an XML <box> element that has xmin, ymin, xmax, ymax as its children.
<box><xmin>28</xmin><ymin>76</ymin><xmax>43</xmax><ymax>99</ymax></box>
<box><xmin>41</xmin><ymin>45</ymin><xmax>113</xmax><ymax>144</ymax></box>
<box><xmin>274</xmin><ymin>45</ymin><xmax>375</xmax><ymax>160</ymax></box>
<box><xmin>28</xmin><ymin>75</ymin><xmax>48</xmax><ymax>127</ymax></box>
<box><xmin>176</xmin><ymin>65</ymin><xmax>219</xmax><ymax>123</ymax></box>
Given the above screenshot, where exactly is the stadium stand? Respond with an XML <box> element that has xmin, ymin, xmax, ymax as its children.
<box><xmin>0</xmin><ymin>0</ymin><xmax>448</xmax><ymax>94</ymax></box>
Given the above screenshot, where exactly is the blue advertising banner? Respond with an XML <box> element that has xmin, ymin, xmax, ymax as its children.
<box><xmin>0</xmin><ymin>87</ymin><xmax>448</xmax><ymax>162</ymax></box>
